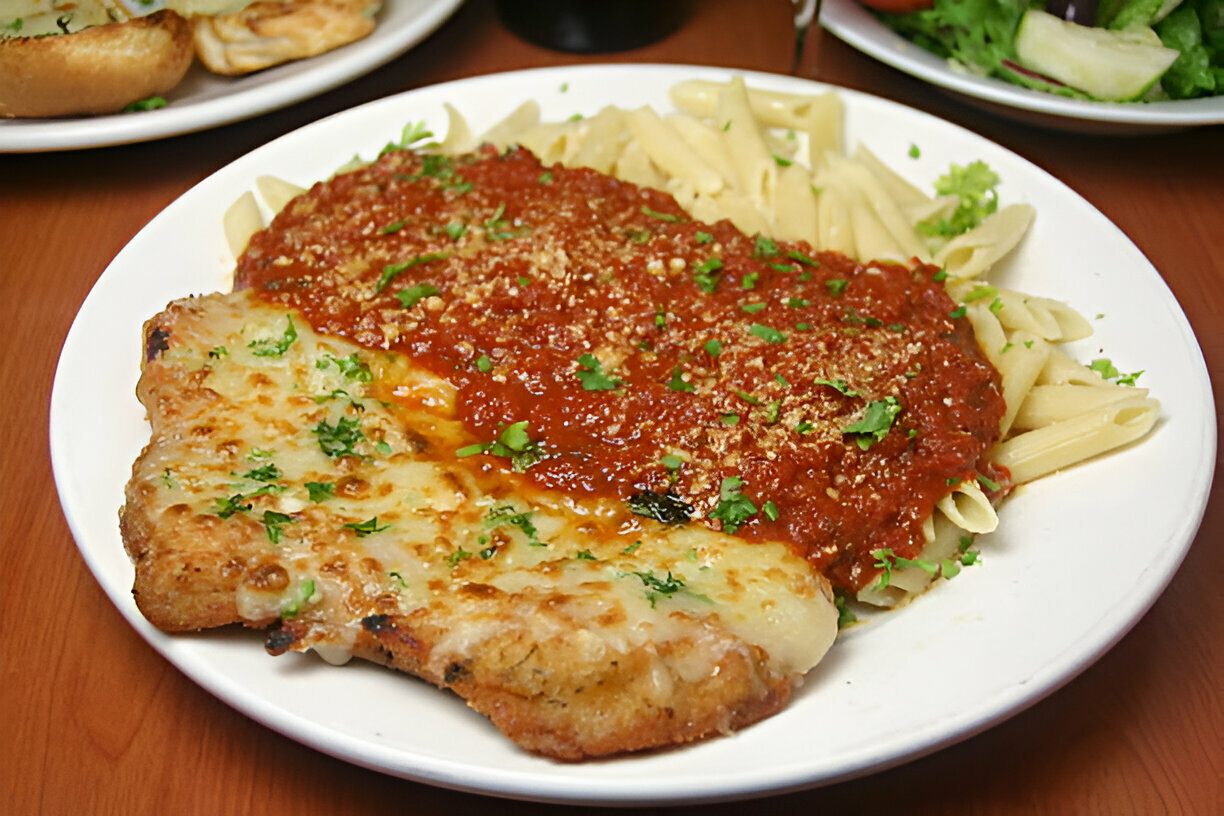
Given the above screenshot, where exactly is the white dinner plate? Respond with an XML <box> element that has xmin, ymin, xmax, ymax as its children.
<box><xmin>50</xmin><ymin>64</ymin><xmax>1215</xmax><ymax>805</ymax></box>
<box><xmin>0</xmin><ymin>0</ymin><xmax>462</xmax><ymax>153</ymax></box>
<box><xmin>821</xmin><ymin>0</ymin><xmax>1224</xmax><ymax>133</ymax></box>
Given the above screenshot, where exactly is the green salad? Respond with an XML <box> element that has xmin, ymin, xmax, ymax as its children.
<box><xmin>875</xmin><ymin>0</ymin><xmax>1224</xmax><ymax>101</ymax></box>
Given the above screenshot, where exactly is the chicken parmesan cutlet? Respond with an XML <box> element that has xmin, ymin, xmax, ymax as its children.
<box><xmin>121</xmin><ymin>144</ymin><xmax>1005</xmax><ymax>759</ymax></box>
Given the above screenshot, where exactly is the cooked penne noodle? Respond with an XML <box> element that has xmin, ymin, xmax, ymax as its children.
<box><xmin>478</xmin><ymin>99</ymin><xmax>541</xmax><ymax>150</ymax></box>
<box><xmin>716</xmin><ymin>78</ymin><xmax>777</xmax><ymax>210</ymax></box>
<box><xmin>663</xmin><ymin>113</ymin><xmax>738</xmax><ymax>187</ymax></box>
<box><xmin>513</xmin><ymin>120</ymin><xmax>584</xmax><ymax>166</ymax></box>
<box><xmin>627</xmin><ymin>106</ymin><xmax>725</xmax><ymax>196</ymax></box>
<box><xmin>255</xmin><ymin>175</ymin><xmax>306</xmax><ymax>216</ymax></box>
<box><xmin>223</xmin><ymin>190</ymin><xmax>262</xmax><ymax>258</ymax></box>
<box><xmin>854</xmin><ymin>144</ymin><xmax>931</xmax><ymax>208</ymax></box>
<box><xmin>935</xmin><ymin>203</ymin><xmax>1035</xmax><ymax>279</ymax></box>
<box><xmin>967</xmin><ymin>306</ymin><xmax>1050</xmax><ymax>436</ymax></box>
<box><xmin>613</xmin><ymin>137</ymin><xmax>665</xmax><ymax>189</ymax></box>
<box><xmin>991</xmin><ymin>396</ymin><xmax>1160</xmax><ymax>484</ymax></box>
<box><xmin>823</xmin><ymin>153</ymin><xmax>930</xmax><ymax>261</ymax></box>
<box><xmin>1012</xmin><ymin>384</ymin><xmax>1150</xmax><ymax>430</ymax></box>
<box><xmin>851</xmin><ymin>202</ymin><xmax>904</xmax><ymax>262</ymax></box>
<box><xmin>772</xmin><ymin>162</ymin><xmax>819</xmax><ymax>244</ymax></box>
<box><xmin>1037</xmin><ymin>347</ymin><xmax>1112</xmax><ymax>386</ymax></box>
<box><xmin>437</xmin><ymin>102</ymin><xmax>475</xmax><ymax>154</ymax></box>
<box><xmin>936</xmin><ymin>480</ymin><xmax>999</xmax><ymax>535</ymax></box>
<box><xmin>569</xmin><ymin>106</ymin><xmax>628</xmax><ymax>173</ymax></box>
<box><xmin>990</xmin><ymin>290</ymin><xmax>1094</xmax><ymax>342</ymax></box>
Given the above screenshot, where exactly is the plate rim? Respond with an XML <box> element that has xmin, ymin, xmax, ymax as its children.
<box><xmin>49</xmin><ymin>63</ymin><xmax>1217</xmax><ymax>805</ymax></box>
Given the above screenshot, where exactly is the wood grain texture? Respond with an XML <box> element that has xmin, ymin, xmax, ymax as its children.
<box><xmin>2</xmin><ymin>0</ymin><xmax>1220</xmax><ymax>812</ymax></box>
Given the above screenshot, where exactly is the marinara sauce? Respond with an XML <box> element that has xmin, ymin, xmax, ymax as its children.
<box><xmin>235</xmin><ymin>146</ymin><xmax>1007</xmax><ymax>592</ymax></box>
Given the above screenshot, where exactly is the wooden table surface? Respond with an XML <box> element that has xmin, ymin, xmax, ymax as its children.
<box><xmin>3</xmin><ymin>1</ymin><xmax>1220</xmax><ymax>812</ymax></box>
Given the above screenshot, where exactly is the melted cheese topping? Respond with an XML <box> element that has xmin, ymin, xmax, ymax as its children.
<box><xmin>130</xmin><ymin>292</ymin><xmax>837</xmax><ymax>684</ymax></box>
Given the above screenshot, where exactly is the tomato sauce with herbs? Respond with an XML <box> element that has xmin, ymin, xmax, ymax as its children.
<box><xmin>235</xmin><ymin>146</ymin><xmax>1007</xmax><ymax>592</ymax></box>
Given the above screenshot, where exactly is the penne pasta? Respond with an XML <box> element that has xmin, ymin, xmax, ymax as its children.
<box><xmin>223</xmin><ymin>190</ymin><xmax>262</xmax><ymax>258</ymax></box>
<box><xmin>627</xmin><ymin>106</ymin><xmax>725</xmax><ymax>196</ymax></box>
<box><xmin>992</xmin><ymin>396</ymin><xmax>1160</xmax><ymax>484</ymax></box>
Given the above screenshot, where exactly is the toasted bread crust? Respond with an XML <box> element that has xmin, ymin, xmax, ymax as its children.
<box><xmin>0</xmin><ymin>10</ymin><xmax>194</xmax><ymax>118</ymax></box>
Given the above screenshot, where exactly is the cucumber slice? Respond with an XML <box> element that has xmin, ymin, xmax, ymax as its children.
<box><xmin>1013</xmin><ymin>9</ymin><xmax>1180</xmax><ymax>101</ymax></box>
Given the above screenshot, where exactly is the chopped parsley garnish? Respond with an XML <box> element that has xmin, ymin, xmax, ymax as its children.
<box><xmin>574</xmin><ymin>550</ymin><xmax>597</xmax><ymax>561</ymax></box>
<box><xmin>753</xmin><ymin>235</ymin><xmax>780</xmax><ymax>258</ymax></box>
<box><xmin>213</xmin><ymin>494</ymin><xmax>253</xmax><ymax>519</ymax></box>
<box><xmin>455</xmin><ymin>421</ymin><xmax>545</xmax><ymax>471</ymax></box>
<box><xmin>395</xmin><ymin>283</ymin><xmax>440</xmax><ymax>309</ymax></box>
<box><xmin>796</xmin><ymin>421</ymin><xmax>815</xmax><ymax>434</ymax></box>
<box><xmin>317</xmin><ymin>353</ymin><xmax>373</xmax><ymax>382</ymax></box>
<box><xmin>814</xmin><ymin>378</ymin><xmax>858</xmax><ymax>397</ymax></box>
<box><xmin>761</xmin><ymin>500</ymin><xmax>780</xmax><ymax>522</ymax></box>
<box><xmin>692</xmin><ymin>258</ymin><xmax>724</xmax><ymax>292</ymax></box>
<box><xmin>445</xmin><ymin>221</ymin><xmax>468</xmax><ymax>240</ymax></box>
<box><xmin>621</xmin><ymin>570</ymin><xmax>689</xmax><ymax>608</ymax></box>
<box><xmin>871</xmin><ymin>548</ymin><xmax>937</xmax><ymax>589</ymax></box>
<box><xmin>825</xmin><ymin>279</ymin><xmax>849</xmax><ymax>296</ymax></box>
<box><xmin>667</xmin><ymin>366</ymin><xmax>695</xmax><ymax>393</ymax></box>
<box><xmin>447</xmin><ymin>548</ymin><xmax>473</xmax><ymax>568</ymax></box>
<box><xmin>380</xmin><ymin>220</ymin><xmax>406</xmax><ymax>234</ymax></box>
<box><xmin>313</xmin><ymin>416</ymin><xmax>364</xmax><ymax>458</ymax></box>
<box><xmin>248</xmin><ymin>316</ymin><xmax>297</xmax><ymax>357</ymax></box>
<box><xmin>475</xmin><ymin>354</ymin><xmax>493</xmax><ymax>372</ymax></box>
<box><xmin>785</xmin><ymin>297</ymin><xmax>810</xmax><ymax>308</ymax></box>
<box><xmin>1089</xmin><ymin>358</ymin><xmax>1143</xmax><ymax>386</ymax></box>
<box><xmin>377</xmin><ymin>253</ymin><xmax>449</xmax><ymax>293</ymax></box>
<box><xmin>343</xmin><ymin>517</ymin><xmax>390</xmax><ymax>537</ymax></box>
<box><xmin>703</xmin><ymin>339</ymin><xmax>723</xmax><ymax>357</ymax></box>
<box><xmin>661</xmin><ymin>454</ymin><xmax>685</xmax><ymax>470</ymax></box>
<box><xmin>949</xmin><ymin>305</ymin><xmax>967</xmax><ymax>319</ymax></box>
<box><xmin>241</xmin><ymin>463</ymin><xmax>281</xmax><ymax>482</ymax></box>
<box><xmin>484</xmin><ymin>504</ymin><xmax>545</xmax><ymax>546</ymax></box>
<box><xmin>538</xmin><ymin>171</ymin><xmax>555</xmax><ymax>184</ymax></box>
<box><xmin>976</xmin><ymin>473</ymin><xmax>1002</xmax><ymax>492</ymax></box>
<box><xmin>482</xmin><ymin>202</ymin><xmax>527</xmax><ymax>240</ymax></box>
<box><xmin>741</xmin><ymin>272</ymin><xmax>760</xmax><ymax>290</ymax></box>
<box><xmin>772</xmin><ymin>153</ymin><xmax>793</xmax><ymax>167</ymax></box>
<box><xmin>280</xmin><ymin>579</ymin><xmax>317</xmax><ymax>619</ymax></box>
<box><xmin>963</xmin><ymin>284</ymin><xmax>997</xmax><ymax>302</ymax></box>
<box><xmin>918</xmin><ymin>161</ymin><xmax>999</xmax><ymax>238</ymax></box>
<box><xmin>709</xmin><ymin>476</ymin><xmax>758</xmax><ymax>534</ymax></box>
<box><xmin>835</xmin><ymin>592</ymin><xmax>857</xmax><ymax>627</ymax></box>
<box><xmin>305</xmin><ymin>481</ymin><xmax>335</xmax><ymax>502</ymax></box>
<box><xmin>379</xmin><ymin>121</ymin><xmax>434</xmax><ymax>155</ymax></box>
<box><xmin>719</xmin><ymin>413</ymin><xmax>741</xmax><ymax>426</ymax></box>
<box><xmin>261</xmin><ymin>511</ymin><xmax>296</xmax><ymax>543</ymax></box>
<box><xmin>843</xmin><ymin>396</ymin><xmax>902</xmax><ymax>450</ymax></box>
<box><xmin>741</xmin><ymin>302</ymin><xmax>767</xmax><ymax>314</ymax></box>
<box><xmin>208</xmin><ymin>346</ymin><xmax>228</xmax><ymax>359</ymax></box>
<box><xmin>123</xmin><ymin>96</ymin><xmax>167</xmax><ymax>112</ymax></box>
<box><xmin>640</xmin><ymin>205</ymin><xmax>683</xmax><ymax>222</ymax></box>
<box><xmin>786</xmin><ymin>250</ymin><xmax>820</xmax><ymax>267</ymax></box>
<box><xmin>622</xmin><ymin>540</ymin><xmax>642</xmax><ymax>555</ymax></box>
<box><xmin>748</xmin><ymin>323</ymin><xmax>787</xmax><ymax>344</ymax></box>
<box><xmin>695</xmin><ymin>230</ymin><xmax>714</xmax><ymax>244</ymax></box>
<box><xmin>908</xmin><ymin>144</ymin><xmax>921</xmax><ymax>159</ymax></box>
<box><xmin>574</xmin><ymin>353</ymin><xmax>622</xmax><ymax>391</ymax></box>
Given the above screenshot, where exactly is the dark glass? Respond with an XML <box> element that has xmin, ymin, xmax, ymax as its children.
<box><xmin>493</xmin><ymin>0</ymin><xmax>687</xmax><ymax>53</ymax></box>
